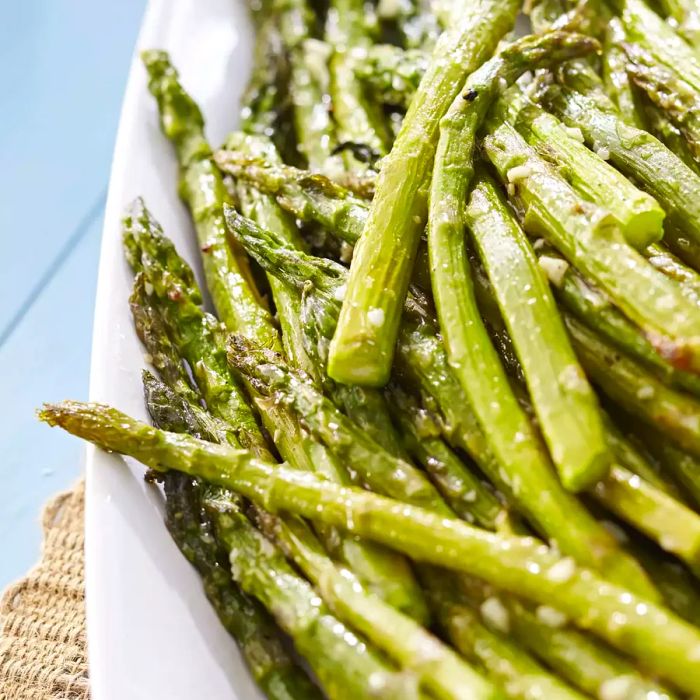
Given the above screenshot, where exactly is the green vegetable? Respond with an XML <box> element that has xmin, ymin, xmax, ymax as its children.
<box><xmin>40</xmin><ymin>401</ymin><xmax>700</xmax><ymax>694</ymax></box>
<box><xmin>463</xmin><ymin>170</ymin><xmax>609</xmax><ymax>492</ymax></box>
<box><xmin>328</xmin><ymin>0</ymin><xmax>520</xmax><ymax>386</ymax></box>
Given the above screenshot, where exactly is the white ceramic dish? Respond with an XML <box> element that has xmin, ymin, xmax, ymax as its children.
<box><xmin>85</xmin><ymin>1</ymin><xmax>263</xmax><ymax>697</ymax></box>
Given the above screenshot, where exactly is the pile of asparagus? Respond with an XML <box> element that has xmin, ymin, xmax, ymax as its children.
<box><xmin>40</xmin><ymin>0</ymin><xmax>700</xmax><ymax>697</ymax></box>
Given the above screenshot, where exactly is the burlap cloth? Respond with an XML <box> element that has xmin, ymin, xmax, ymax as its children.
<box><xmin>0</xmin><ymin>481</ymin><xmax>89</xmax><ymax>699</ymax></box>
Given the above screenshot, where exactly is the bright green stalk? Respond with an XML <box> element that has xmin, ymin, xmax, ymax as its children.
<box><xmin>145</xmin><ymin>383</ymin><xmax>320</xmax><ymax>700</ymax></box>
<box><xmin>261</xmin><ymin>514</ymin><xmax>502</xmax><ymax>700</ymax></box>
<box><xmin>482</xmin><ymin>119</ymin><xmax>700</xmax><ymax>372</ymax></box>
<box><xmin>457</xmin><ymin>576</ymin><xmax>678</xmax><ymax>700</ymax></box>
<box><xmin>41</xmin><ymin>401</ymin><xmax>700</xmax><ymax>694</ymax></box>
<box><xmin>538</xmin><ymin>250</ymin><xmax>700</xmax><ymax>396</ymax></box>
<box><xmin>565</xmin><ymin>315</ymin><xmax>700</xmax><ymax>457</ymax></box>
<box><xmin>386</xmin><ymin>385</ymin><xmax>508</xmax><ymax>529</ymax></box>
<box><xmin>422</xmin><ymin>570</ymin><xmax>585</xmax><ymax>700</ymax></box>
<box><xmin>499</xmin><ymin>93</ymin><xmax>664</xmax><ymax>250</ymax></box>
<box><xmin>602</xmin><ymin>17</ymin><xmax>647</xmax><ymax>129</ymax></box>
<box><xmin>656</xmin><ymin>0</ymin><xmax>700</xmax><ymax>45</ymax></box>
<box><xmin>209</xmin><ymin>501</ymin><xmax>425</xmax><ymax>700</ymax></box>
<box><xmin>140</xmin><ymin>51</ymin><xmax>276</xmax><ymax>346</ymax></box>
<box><xmin>624</xmin><ymin>41</ymin><xmax>700</xmax><ymax>161</ymax></box>
<box><xmin>540</xmin><ymin>78</ymin><xmax>700</xmax><ymax>270</ymax></box>
<box><xmin>215</xmin><ymin>152</ymin><xmax>368</xmax><ymax>246</ymax></box>
<box><xmin>222</xmin><ymin>211</ymin><xmax>657</xmax><ymax>597</ymax></box>
<box><xmin>325</xmin><ymin>0</ymin><xmax>391</xmax><ymax>168</ymax></box>
<box><xmin>328</xmin><ymin>0</ymin><xmax>520</xmax><ymax>387</ymax></box>
<box><xmin>593</xmin><ymin>465</ymin><xmax>700</xmax><ymax>574</ymax></box>
<box><xmin>616</xmin><ymin>0</ymin><xmax>700</xmax><ymax>89</ymax></box>
<box><xmin>464</xmin><ymin>170</ymin><xmax>609</xmax><ymax>491</ymax></box>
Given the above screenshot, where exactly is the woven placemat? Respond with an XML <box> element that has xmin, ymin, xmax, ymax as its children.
<box><xmin>0</xmin><ymin>481</ymin><xmax>89</xmax><ymax>699</ymax></box>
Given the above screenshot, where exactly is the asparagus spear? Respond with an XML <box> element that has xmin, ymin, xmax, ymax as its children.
<box><xmin>41</xmin><ymin>401</ymin><xmax>700</xmax><ymax>693</ymax></box>
<box><xmin>602</xmin><ymin>17</ymin><xmax>647</xmax><ymax>129</ymax></box>
<box><xmin>498</xmin><ymin>92</ymin><xmax>665</xmax><ymax>250</ymax></box>
<box><xmin>328</xmin><ymin>0</ymin><xmax>520</xmax><ymax>387</ymax></box>
<box><xmin>537</xmin><ymin>249</ymin><xmax>700</xmax><ymax>397</ymax></box>
<box><xmin>616</xmin><ymin>0</ymin><xmax>700</xmax><ymax>90</ymax></box>
<box><xmin>325</xmin><ymin>0</ymin><xmax>391</xmax><ymax>169</ymax></box>
<box><xmin>482</xmin><ymin>119</ymin><xmax>700</xmax><ymax>373</ymax></box>
<box><xmin>540</xmin><ymin>76</ymin><xmax>700</xmax><ymax>269</ymax></box>
<box><xmin>161</xmin><ymin>475</ymin><xmax>320</xmax><ymax>700</ymax></box>
<box><xmin>226</xmin><ymin>210</ymin><xmax>658</xmax><ymax>596</ymax></box>
<box><xmin>565</xmin><ymin>314</ymin><xmax>700</xmax><ymax>457</ymax></box>
<box><xmin>215</xmin><ymin>152</ymin><xmax>368</xmax><ymax>246</ymax></box>
<box><xmin>455</xmin><ymin>574</ymin><xmax>678</xmax><ymax>700</ymax></box>
<box><xmin>143</xmin><ymin>380</ymin><xmax>320</xmax><ymax>699</ymax></box>
<box><xmin>462</xmin><ymin>169</ymin><xmax>610</xmax><ymax>492</ymax></box>
<box><xmin>421</xmin><ymin>569</ymin><xmax>586</xmax><ymax>700</ymax></box>
<box><xmin>624</xmin><ymin>41</ymin><xmax>700</xmax><ymax>160</ymax></box>
<box><xmin>209</xmin><ymin>499</ymin><xmax>425</xmax><ymax>700</ymax></box>
<box><xmin>352</xmin><ymin>43</ymin><xmax>428</xmax><ymax>108</ymax></box>
<box><xmin>258</xmin><ymin>511</ymin><xmax>502</xmax><ymax>700</ymax></box>
<box><xmin>141</xmin><ymin>51</ymin><xmax>276</xmax><ymax>346</ymax></box>
<box><xmin>376</xmin><ymin>0</ymin><xmax>441</xmax><ymax>50</ymax></box>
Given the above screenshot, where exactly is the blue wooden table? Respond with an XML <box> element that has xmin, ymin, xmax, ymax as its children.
<box><xmin>0</xmin><ymin>1</ymin><xmax>147</xmax><ymax>587</ymax></box>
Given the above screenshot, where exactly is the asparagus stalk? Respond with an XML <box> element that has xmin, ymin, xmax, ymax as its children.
<box><xmin>209</xmin><ymin>500</ymin><xmax>426</xmax><ymax>700</ymax></box>
<box><xmin>624</xmin><ymin>41</ymin><xmax>700</xmax><ymax>160</ymax></box>
<box><xmin>482</xmin><ymin>119</ymin><xmax>700</xmax><ymax>373</ymax></box>
<box><xmin>537</xmin><ymin>249</ymin><xmax>700</xmax><ymax>397</ymax></box>
<box><xmin>455</xmin><ymin>574</ymin><xmax>678</xmax><ymax>700</ymax></box>
<box><xmin>144</xmin><ymin>380</ymin><xmax>320</xmax><ymax>699</ymax></box>
<box><xmin>224</xmin><ymin>210</ymin><xmax>658</xmax><ymax>597</ymax></box>
<box><xmin>229</xmin><ymin>334</ymin><xmax>452</xmax><ymax>515</ymax></box>
<box><xmin>462</xmin><ymin>169</ymin><xmax>609</xmax><ymax>492</ymax></box>
<box><xmin>325</xmin><ymin>0</ymin><xmax>391</xmax><ymax>169</ymax></box>
<box><xmin>565</xmin><ymin>314</ymin><xmax>700</xmax><ymax>457</ymax></box>
<box><xmin>129</xmin><ymin>200</ymin><xmax>428</xmax><ymax>621</ymax></box>
<box><xmin>421</xmin><ymin>569</ymin><xmax>586</xmax><ymax>700</ymax></box>
<box><xmin>328</xmin><ymin>0</ymin><xmax>520</xmax><ymax>386</ymax></box>
<box><xmin>498</xmin><ymin>92</ymin><xmax>664</xmax><ymax>250</ymax></box>
<box><xmin>616</xmin><ymin>0</ymin><xmax>700</xmax><ymax>90</ymax></box>
<box><xmin>41</xmin><ymin>401</ymin><xmax>700</xmax><ymax>693</ymax></box>
<box><xmin>657</xmin><ymin>0</ymin><xmax>700</xmax><ymax>45</ymax></box>
<box><xmin>215</xmin><ymin>152</ymin><xmax>368</xmax><ymax>246</ymax></box>
<box><xmin>376</xmin><ymin>0</ymin><xmax>441</xmax><ymax>50</ymax></box>
<box><xmin>140</xmin><ymin>51</ymin><xmax>276</xmax><ymax>345</ymax></box>
<box><xmin>602</xmin><ymin>17</ymin><xmax>647</xmax><ymax>129</ymax></box>
<box><xmin>259</xmin><ymin>512</ymin><xmax>502</xmax><ymax>700</ymax></box>
<box><xmin>539</xmin><ymin>77</ymin><xmax>700</xmax><ymax>270</ymax></box>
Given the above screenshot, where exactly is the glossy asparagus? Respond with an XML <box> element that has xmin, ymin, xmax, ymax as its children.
<box><xmin>462</xmin><ymin>170</ymin><xmax>609</xmax><ymax>492</ymax></box>
<box><xmin>41</xmin><ymin>399</ymin><xmax>700</xmax><ymax>693</ymax></box>
<box><xmin>540</xmin><ymin>77</ymin><xmax>700</xmax><ymax>269</ymax></box>
<box><xmin>223</xmin><ymin>208</ymin><xmax>658</xmax><ymax>596</ymax></box>
<box><xmin>141</xmin><ymin>51</ymin><xmax>276</xmax><ymax>345</ymax></box>
<box><xmin>328</xmin><ymin>0</ymin><xmax>520</xmax><ymax>386</ymax></box>
<box><xmin>483</xmin><ymin>119</ymin><xmax>700</xmax><ymax>373</ymax></box>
